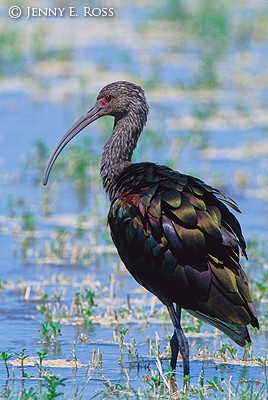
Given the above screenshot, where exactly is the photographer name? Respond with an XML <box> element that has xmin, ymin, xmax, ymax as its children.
<box><xmin>26</xmin><ymin>6</ymin><xmax>114</xmax><ymax>19</ymax></box>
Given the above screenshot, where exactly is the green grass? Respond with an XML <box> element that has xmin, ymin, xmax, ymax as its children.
<box><xmin>1</xmin><ymin>353</ymin><xmax>266</xmax><ymax>399</ymax></box>
<box><xmin>0</xmin><ymin>26</ymin><xmax>23</xmax><ymax>73</ymax></box>
<box><xmin>1</xmin><ymin>1</ymin><xmax>268</xmax><ymax>398</ymax></box>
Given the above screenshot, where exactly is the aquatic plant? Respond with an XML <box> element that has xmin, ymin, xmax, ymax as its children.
<box><xmin>90</xmin><ymin>348</ymin><xmax>103</xmax><ymax>370</ymax></box>
<box><xmin>218</xmin><ymin>343</ymin><xmax>237</xmax><ymax>362</ymax></box>
<box><xmin>39</xmin><ymin>321</ymin><xmax>63</xmax><ymax>343</ymax></box>
<box><xmin>35</xmin><ymin>349</ymin><xmax>48</xmax><ymax>378</ymax></box>
<box><xmin>42</xmin><ymin>374</ymin><xmax>67</xmax><ymax>399</ymax></box>
<box><xmin>117</xmin><ymin>328</ymin><xmax>129</xmax><ymax>358</ymax></box>
<box><xmin>15</xmin><ymin>349</ymin><xmax>29</xmax><ymax>378</ymax></box>
<box><xmin>72</xmin><ymin>288</ymin><xmax>96</xmax><ymax>326</ymax></box>
<box><xmin>19</xmin><ymin>387</ymin><xmax>38</xmax><ymax>400</ymax></box>
<box><xmin>0</xmin><ymin>350</ymin><xmax>13</xmax><ymax>378</ymax></box>
<box><xmin>0</xmin><ymin>0</ymin><xmax>267</xmax><ymax>398</ymax></box>
<box><xmin>31</xmin><ymin>25</ymin><xmax>73</xmax><ymax>62</ymax></box>
<box><xmin>0</xmin><ymin>25</ymin><xmax>23</xmax><ymax>74</ymax></box>
<box><xmin>21</xmin><ymin>210</ymin><xmax>37</xmax><ymax>231</ymax></box>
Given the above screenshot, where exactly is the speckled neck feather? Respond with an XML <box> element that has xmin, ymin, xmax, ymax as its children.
<box><xmin>100</xmin><ymin>89</ymin><xmax>149</xmax><ymax>199</ymax></box>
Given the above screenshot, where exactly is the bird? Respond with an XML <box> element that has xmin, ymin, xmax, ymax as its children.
<box><xmin>43</xmin><ymin>81</ymin><xmax>259</xmax><ymax>380</ymax></box>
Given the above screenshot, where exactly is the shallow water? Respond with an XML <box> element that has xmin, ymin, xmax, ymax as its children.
<box><xmin>1</xmin><ymin>1</ymin><xmax>268</xmax><ymax>398</ymax></box>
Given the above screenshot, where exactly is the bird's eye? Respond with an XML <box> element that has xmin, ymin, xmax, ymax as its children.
<box><xmin>105</xmin><ymin>95</ymin><xmax>112</xmax><ymax>102</ymax></box>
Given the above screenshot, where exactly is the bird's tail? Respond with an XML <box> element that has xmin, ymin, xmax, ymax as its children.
<box><xmin>186</xmin><ymin>309</ymin><xmax>251</xmax><ymax>347</ymax></box>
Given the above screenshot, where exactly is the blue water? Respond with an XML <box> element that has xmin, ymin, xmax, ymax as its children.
<box><xmin>1</xmin><ymin>1</ymin><xmax>268</xmax><ymax>398</ymax></box>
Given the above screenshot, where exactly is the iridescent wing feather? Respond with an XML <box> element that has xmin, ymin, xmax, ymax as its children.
<box><xmin>108</xmin><ymin>162</ymin><xmax>259</xmax><ymax>345</ymax></box>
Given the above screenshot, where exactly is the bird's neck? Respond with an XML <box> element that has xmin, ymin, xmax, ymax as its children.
<box><xmin>100</xmin><ymin>112</ymin><xmax>144</xmax><ymax>199</ymax></box>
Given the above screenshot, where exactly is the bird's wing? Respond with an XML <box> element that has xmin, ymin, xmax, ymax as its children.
<box><xmin>108</xmin><ymin>163</ymin><xmax>258</xmax><ymax>330</ymax></box>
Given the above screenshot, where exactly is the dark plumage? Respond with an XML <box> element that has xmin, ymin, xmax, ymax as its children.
<box><xmin>43</xmin><ymin>81</ymin><xmax>259</xmax><ymax>380</ymax></box>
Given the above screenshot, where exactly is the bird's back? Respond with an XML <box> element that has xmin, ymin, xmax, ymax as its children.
<box><xmin>108</xmin><ymin>162</ymin><xmax>259</xmax><ymax>345</ymax></box>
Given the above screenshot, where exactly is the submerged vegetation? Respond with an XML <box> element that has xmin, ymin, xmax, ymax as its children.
<box><xmin>0</xmin><ymin>0</ymin><xmax>268</xmax><ymax>398</ymax></box>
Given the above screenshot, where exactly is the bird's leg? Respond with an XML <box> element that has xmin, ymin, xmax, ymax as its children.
<box><xmin>169</xmin><ymin>305</ymin><xmax>181</xmax><ymax>371</ymax></box>
<box><xmin>170</xmin><ymin>331</ymin><xmax>179</xmax><ymax>371</ymax></box>
<box><xmin>167</xmin><ymin>303</ymin><xmax>190</xmax><ymax>378</ymax></box>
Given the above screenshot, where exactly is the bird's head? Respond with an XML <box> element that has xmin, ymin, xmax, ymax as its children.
<box><xmin>43</xmin><ymin>81</ymin><xmax>149</xmax><ymax>185</ymax></box>
<box><xmin>97</xmin><ymin>81</ymin><xmax>148</xmax><ymax>118</ymax></box>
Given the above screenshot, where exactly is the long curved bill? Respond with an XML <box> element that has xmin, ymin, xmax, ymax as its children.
<box><xmin>43</xmin><ymin>102</ymin><xmax>102</xmax><ymax>186</ymax></box>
